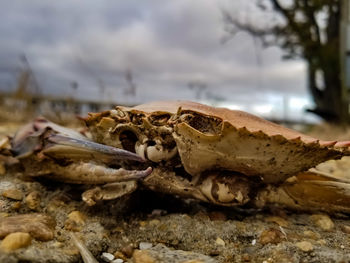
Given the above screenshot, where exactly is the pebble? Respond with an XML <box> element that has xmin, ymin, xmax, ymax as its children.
<box><xmin>114</xmin><ymin>251</ymin><xmax>128</xmax><ymax>261</ymax></box>
<box><xmin>259</xmin><ymin>228</ymin><xmax>284</xmax><ymax>245</ymax></box>
<box><xmin>11</xmin><ymin>201</ymin><xmax>21</xmax><ymax>210</ymax></box>
<box><xmin>0</xmin><ymin>232</ymin><xmax>32</xmax><ymax>252</ymax></box>
<box><xmin>101</xmin><ymin>252</ymin><xmax>115</xmax><ymax>262</ymax></box>
<box><xmin>2</xmin><ymin>189</ymin><xmax>23</xmax><ymax>201</ymax></box>
<box><xmin>0</xmin><ymin>213</ymin><xmax>56</xmax><ymax>241</ymax></box>
<box><xmin>65</xmin><ymin>211</ymin><xmax>86</xmax><ymax>231</ymax></box>
<box><xmin>296</xmin><ymin>241</ymin><xmax>313</xmax><ymax>252</ymax></box>
<box><xmin>317</xmin><ymin>239</ymin><xmax>327</xmax><ymax>246</ymax></box>
<box><xmin>215</xmin><ymin>237</ymin><xmax>225</xmax><ymax>246</ymax></box>
<box><xmin>341</xmin><ymin>225</ymin><xmax>350</xmax><ymax>234</ymax></box>
<box><xmin>139</xmin><ymin>242</ymin><xmax>153</xmax><ymax>250</ymax></box>
<box><xmin>120</xmin><ymin>244</ymin><xmax>134</xmax><ymax>258</ymax></box>
<box><xmin>132</xmin><ymin>249</ymin><xmax>155</xmax><ymax>263</ymax></box>
<box><xmin>303</xmin><ymin>230</ymin><xmax>321</xmax><ymax>240</ymax></box>
<box><xmin>25</xmin><ymin>191</ymin><xmax>41</xmax><ymax>210</ymax></box>
<box><xmin>310</xmin><ymin>214</ymin><xmax>334</xmax><ymax>231</ymax></box>
<box><xmin>112</xmin><ymin>259</ymin><xmax>124</xmax><ymax>263</ymax></box>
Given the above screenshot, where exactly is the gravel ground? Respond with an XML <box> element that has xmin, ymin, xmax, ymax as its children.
<box><xmin>0</xmin><ymin>166</ymin><xmax>349</xmax><ymax>263</ymax></box>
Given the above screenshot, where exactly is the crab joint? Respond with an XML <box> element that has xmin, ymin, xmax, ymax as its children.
<box><xmin>199</xmin><ymin>173</ymin><xmax>252</xmax><ymax>205</ymax></box>
<box><xmin>135</xmin><ymin>141</ymin><xmax>178</xmax><ymax>162</ymax></box>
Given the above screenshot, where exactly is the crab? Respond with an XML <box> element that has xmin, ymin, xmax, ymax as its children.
<box><xmin>6</xmin><ymin>100</ymin><xmax>350</xmax><ymax>213</ymax></box>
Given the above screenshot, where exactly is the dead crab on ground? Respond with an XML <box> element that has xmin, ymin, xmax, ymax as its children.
<box><xmin>4</xmin><ymin>101</ymin><xmax>350</xmax><ymax>213</ymax></box>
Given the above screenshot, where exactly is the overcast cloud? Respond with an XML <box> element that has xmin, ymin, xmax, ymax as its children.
<box><xmin>0</xmin><ymin>0</ymin><xmax>317</xmax><ymax>121</ymax></box>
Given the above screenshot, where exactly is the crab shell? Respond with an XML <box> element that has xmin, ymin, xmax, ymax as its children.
<box><xmin>85</xmin><ymin>101</ymin><xmax>349</xmax><ymax>184</ymax></box>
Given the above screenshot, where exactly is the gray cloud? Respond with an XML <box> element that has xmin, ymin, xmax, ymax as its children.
<box><xmin>0</xmin><ymin>0</ymin><xmax>313</xmax><ymax>120</ymax></box>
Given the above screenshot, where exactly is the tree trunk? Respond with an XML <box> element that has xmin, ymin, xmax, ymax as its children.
<box><xmin>307</xmin><ymin>61</ymin><xmax>348</xmax><ymax>123</ymax></box>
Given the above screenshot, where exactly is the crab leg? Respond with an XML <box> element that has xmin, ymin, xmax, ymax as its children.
<box><xmin>255</xmin><ymin>170</ymin><xmax>350</xmax><ymax>214</ymax></box>
<box><xmin>82</xmin><ymin>181</ymin><xmax>138</xmax><ymax>206</ymax></box>
<box><xmin>43</xmin><ymin>162</ymin><xmax>152</xmax><ymax>184</ymax></box>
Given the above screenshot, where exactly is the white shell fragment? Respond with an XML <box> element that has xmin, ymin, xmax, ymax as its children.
<box><xmin>101</xmin><ymin>252</ymin><xmax>115</xmax><ymax>262</ymax></box>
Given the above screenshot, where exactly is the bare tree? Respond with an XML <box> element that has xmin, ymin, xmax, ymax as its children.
<box><xmin>124</xmin><ymin>68</ymin><xmax>137</xmax><ymax>97</ymax></box>
<box><xmin>223</xmin><ymin>0</ymin><xmax>348</xmax><ymax>123</ymax></box>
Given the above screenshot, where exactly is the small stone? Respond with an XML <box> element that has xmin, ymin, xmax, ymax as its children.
<box><xmin>101</xmin><ymin>252</ymin><xmax>115</xmax><ymax>262</ymax></box>
<box><xmin>215</xmin><ymin>237</ymin><xmax>225</xmax><ymax>246</ymax></box>
<box><xmin>0</xmin><ymin>213</ymin><xmax>56</xmax><ymax>241</ymax></box>
<box><xmin>2</xmin><ymin>189</ymin><xmax>23</xmax><ymax>201</ymax></box>
<box><xmin>265</xmin><ymin>216</ymin><xmax>289</xmax><ymax>227</ymax></box>
<box><xmin>208</xmin><ymin>211</ymin><xmax>227</xmax><ymax>221</ymax></box>
<box><xmin>25</xmin><ymin>191</ymin><xmax>41</xmax><ymax>210</ymax></box>
<box><xmin>310</xmin><ymin>214</ymin><xmax>334</xmax><ymax>231</ymax></box>
<box><xmin>317</xmin><ymin>239</ymin><xmax>327</xmax><ymax>245</ymax></box>
<box><xmin>259</xmin><ymin>228</ymin><xmax>284</xmax><ymax>245</ymax></box>
<box><xmin>342</xmin><ymin>225</ymin><xmax>350</xmax><ymax>234</ymax></box>
<box><xmin>120</xmin><ymin>244</ymin><xmax>134</xmax><ymax>258</ymax></box>
<box><xmin>65</xmin><ymin>211</ymin><xmax>86</xmax><ymax>231</ymax></box>
<box><xmin>114</xmin><ymin>251</ymin><xmax>128</xmax><ymax>261</ymax></box>
<box><xmin>139</xmin><ymin>242</ymin><xmax>153</xmax><ymax>250</ymax></box>
<box><xmin>303</xmin><ymin>230</ymin><xmax>321</xmax><ymax>240</ymax></box>
<box><xmin>0</xmin><ymin>232</ymin><xmax>31</xmax><ymax>252</ymax></box>
<box><xmin>251</xmin><ymin>239</ymin><xmax>256</xmax><ymax>245</ymax></box>
<box><xmin>296</xmin><ymin>241</ymin><xmax>313</xmax><ymax>252</ymax></box>
<box><xmin>53</xmin><ymin>242</ymin><xmax>64</xmax><ymax>248</ymax></box>
<box><xmin>11</xmin><ymin>201</ymin><xmax>21</xmax><ymax>210</ymax></box>
<box><xmin>112</xmin><ymin>259</ymin><xmax>124</xmax><ymax>263</ymax></box>
<box><xmin>132</xmin><ymin>249</ymin><xmax>155</xmax><ymax>263</ymax></box>
<box><xmin>68</xmin><ymin>211</ymin><xmax>86</xmax><ymax>225</ymax></box>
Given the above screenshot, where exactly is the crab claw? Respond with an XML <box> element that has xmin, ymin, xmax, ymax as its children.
<box><xmin>44</xmin><ymin>134</ymin><xmax>145</xmax><ymax>163</ymax></box>
<box><xmin>11</xmin><ymin>117</ymin><xmax>145</xmax><ymax>163</ymax></box>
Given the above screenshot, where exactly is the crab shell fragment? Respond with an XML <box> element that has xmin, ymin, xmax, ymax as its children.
<box><xmin>85</xmin><ymin>100</ymin><xmax>350</xmax><ymax>208</ymax></box>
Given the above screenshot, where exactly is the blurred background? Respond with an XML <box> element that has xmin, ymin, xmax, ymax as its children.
<box><xmin>1</xmin><ymin>0</ymin><xmax>350</xmax><ymax>136</ymax></box>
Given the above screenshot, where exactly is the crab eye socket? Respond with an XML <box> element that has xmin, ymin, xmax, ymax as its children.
<box><xmin>119</xmin><ymin>130</ymin><xmax>138</xmax><ymax>153</ymax></box>
<box><xmin>180</xmin><ymin>112</ymin><xmax>222</xmax><ymax>135</ymax></box>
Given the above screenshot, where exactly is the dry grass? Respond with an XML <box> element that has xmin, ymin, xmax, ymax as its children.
<box><xmin>305</xmin><ymin>122</ymin><xmax>350</xmax><ymax>141</ymax></box>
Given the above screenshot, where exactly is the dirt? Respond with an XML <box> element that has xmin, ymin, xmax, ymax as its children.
<box><xmin>1</xmin><ymin>123</ymin><xmax>350</xmax><ymax>263</ymax></box>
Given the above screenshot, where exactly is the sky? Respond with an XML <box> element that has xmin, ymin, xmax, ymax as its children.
<box><xmin>0</xmin><ymin>0</ymin><xmax>319</xmax><ymax>122</ymax></box>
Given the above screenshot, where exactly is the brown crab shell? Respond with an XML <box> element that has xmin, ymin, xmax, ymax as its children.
<box><xmin>86</xmin><ymin>101</ymin><xmax>350</xmax><ymax>183</ymax></box>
